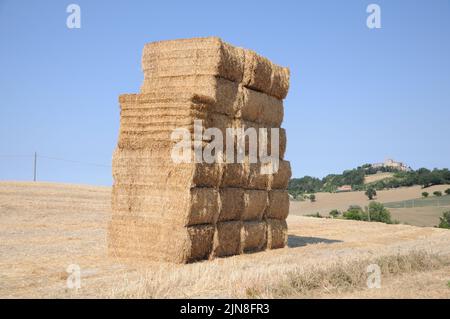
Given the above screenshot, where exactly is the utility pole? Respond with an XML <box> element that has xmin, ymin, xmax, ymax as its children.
<box><xmin>33</xmin><ymin>152</ymin><xmax>37</xmax><ymax>182</ymax></box>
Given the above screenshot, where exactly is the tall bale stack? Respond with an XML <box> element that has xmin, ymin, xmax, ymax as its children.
<box><xmin>108</xmin><ymin>37</ymin><xmax>291</xmax><ymax>263</ymax></box>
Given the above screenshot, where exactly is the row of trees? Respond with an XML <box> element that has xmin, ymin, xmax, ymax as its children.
<box><xmin>367</xmin><ymin>168</ymin><xmax>450</xmax><ymax>190</ymax></box>
<box><xmin>320</xmin><ymin>204</ymin><xmax>450</xmax><ymax>230</ymax></box>
<box><xmin>288</xmin><ymin>166</ymin><xmax>450</xmax><ymax>198</ymax></box>
<box><xmin>327</xmin><ymin>202</ymin><xmax>394</xmax><ymax>224</ymax></box>
<box><xmin>422</xmin><ymin>189</ymin><xmax>450</xmax><ymax>198</ymax></box>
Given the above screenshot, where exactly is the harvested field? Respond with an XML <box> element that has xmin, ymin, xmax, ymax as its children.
<box><xmin>1</xmin><ymin>181</ymin><xmax>449</xmax><ymax>298</ymax></box>
<box><xmin>388</xmin><ymin>207</ymin><xmax>449</xmax><ymax>227</ymax></box>
<box><xmin>290</xmin><ymin>184</ymin><xmax>450</xmax><ymax>225</ymax></box>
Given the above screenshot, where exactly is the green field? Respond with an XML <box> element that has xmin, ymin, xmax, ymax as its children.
<box><xmin>384</xmin><ymin>195</ymin><xmax>450</xmax><ymax>209</ymax></box>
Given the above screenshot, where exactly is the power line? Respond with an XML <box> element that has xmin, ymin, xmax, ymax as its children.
<box><xmin>38</xmin><ymin>155</ymin><xmax>111</xmax><ymax>168</ymax></box>
<box><xmin>0</xmin><ymin>153</ymin><xmax>111</xmax><ymax>167</ymax></box>
<box><xmin>0</xmin><ymin>152</ymin><xmax>111</xmax><ymax>183</ymax></box>
<box><xmin>0</xmin><ymin>155</ymin><xmax>34</xmax><ymax>158</ymax></box>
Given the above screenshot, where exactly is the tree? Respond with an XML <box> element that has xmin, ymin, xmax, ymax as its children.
<box><xmin>417</xmin><ymin>168</ymin><xmax>432</xmax><ymax>188</ymax></box>
<box><xmin>329</xmin><ymin>209</ymin><xmax>340</xmax><ymax>218</ymax></box>
<box><xmin>288</xmin><ymin>176</ymin><xmax>323</xmax><ymax>194</ymax></box>
<box><xmin>433</xmin><ymin>191</ymin><xmax>442</xmax><ymax>197</ymax></box>
<box><xmin>365</xmin><ymin>188</ymin><xmax>377</xmax><ymax>200</ymax></box>
<box><xmin>445</xmin><ymin>188</ymin><xmax>450</xmax><ymax>196</ymax></box>
<box><xmin>367</xmin><ymin>202</ymin><xmax>392</xmax><ymax>224</ymax></box>
<box><xmin>438</xmin><ymin>211</ymin><xmax>450</xmax><ymax>229</ymax></box>
<box><xmin>422</xmin><ymin>192</ymin><xmax>429</xmax><ymax>198</ymax></box>
<box><xmin>309</xmin><ymin>194</ymin><xmax>316</xmax><ymax>202</ymax></box>
<box><xmin>343</xmin><ymin>206</ymin><xmax>366</xmax><ymax>221</ymax></box>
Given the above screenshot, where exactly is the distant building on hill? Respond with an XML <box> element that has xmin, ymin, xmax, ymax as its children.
<box><xmin>372</xmin><ymin>158</ymin><xmax>411</xmax><ymax>172</ymax></box>
<box><xmin>336</xmin><ymin>185</ymin><xmax>352</xmax><ymax>192</ymax></box>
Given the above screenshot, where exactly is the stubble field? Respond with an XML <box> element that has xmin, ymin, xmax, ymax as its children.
<box><xmin>290</xmin><ymin>185</ymin><xmax>450</xmax><ymax>226</ymax></box>
<box><xmin>1</xmin><ymin>181</ymin><xmax>449</xmax><ymax>298</ymax></box>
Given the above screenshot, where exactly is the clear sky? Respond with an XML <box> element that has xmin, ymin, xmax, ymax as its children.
<box><xmin>1</xmin><ymin>0</ymin><xmax>449</xmax><ymax>185</ymax></box>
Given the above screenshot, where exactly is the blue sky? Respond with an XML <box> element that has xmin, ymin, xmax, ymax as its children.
<box><xmin>1</xmin><ymin>0</ymin><xmax>449</xmax><ymax>185</ymax></box>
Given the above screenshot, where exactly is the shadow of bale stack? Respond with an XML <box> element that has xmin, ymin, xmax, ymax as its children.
<box><xmin>108</xmin><ymin>37</ymin><xmax>291</xmax><ymax>263</ymax></box>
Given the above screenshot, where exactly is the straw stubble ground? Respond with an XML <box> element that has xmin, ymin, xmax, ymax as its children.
<box><xmin>1</xmin><ymin>181</ymin><xmax>450</xmax><ymax>298</ymax></box>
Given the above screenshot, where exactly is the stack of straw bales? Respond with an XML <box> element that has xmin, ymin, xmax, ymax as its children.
<box><xmin>108</xmin><ymin>37</ymin><xmax>291</xmax><ymax>263</ymax></box>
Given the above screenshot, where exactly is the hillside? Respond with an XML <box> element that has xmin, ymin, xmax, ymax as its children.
<box><xmin>289</xmin><ymin>166</ymin><xmax>450</xmax><ymax>196</ymax></box>
<box><xmin>0</xmin><ymin>181</ymin><xmax>449</xmax><ymax>298</ymax></box>
<box><xmin>364</xmin><ymin>172</ymin><xmax>394</xmax><ymax>184</ymax></box>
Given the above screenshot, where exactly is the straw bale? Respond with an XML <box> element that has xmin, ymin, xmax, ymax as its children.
<box><xmin>241</xmin><ymin>221</ymin><xmax>267</xmax><ymax>253</ymax></box>
<box><xmin>107</xmin><ymin>216</ymin><xmax>183</xmax><ymax>262</ymax></box>
<box><xmin>142</xmin><ymin>37</ymin><xmax>245</xmax><ymax>82</ymax></box>
<box><xmin>266</xmin><ymin>218</ymin><xmax>288</xmax><ymax>249</ymax></box>
<box><xmin>261</xmin><ymin>127</ymin><xmax>286</xmax><ymax>160</ymax></box>
<box><xmin>140</xmin><ymin>76</ymin><xmax>238</xmax><ymax>114</ymax></box>
<box><xmin>241</xmin><ymin>48</ymin><xmax>290</xmax><ymax>99</ymax></box>
<box><xmin>111</xmin><ymin>185</ymin><xmax>219</xmax><ymax>226</ymax></box>
<box><xmin>141</xmin><ymin>37</ymin><xmax>289</xmax><ymax>99</ymax></box>
<box><xmin>241</xmin><ymin>88</ymin><xmax>284</xmax><ymax>127</ymax></box>
<box><xmin>218</xmin><ymin>188</ymin><xmax>244</xmax><ymax>222</ymax></box>
<box><xmin>221</xmin><ymin>162</ymin><xmax>248</xmax><ymax>188</ymax></box>
<box><xmin>241</xmin><ymin>190</ymin><xmax>268</xmax><ymax>221</ymax></box>
<box><xmin>112</xmin><ymin>148</ymin><xmax>222</xmax><ymax>188</ymax></box>
<box><xmin>235</xmin><ymin>120</ymin><xmax>285</xmax><ymax>161</ymax></box>
<box><xmin>270</xmin><ymin>160</ymin><xmax>291</xmax><ymax>190</ymax></box>
<box><xmin>108</xmin><ymin>216</ymin><xmax>214</xmax><ymax>263</ymax></box>
<box><xmin>211</xmin><ymin>221</ymin><xmax>242</xmax><ymax>257</ymax></box>
<box><xmin>247</xmin><ymin>161</ymin><xmax>270</xmax><ymax>190</ymax></box>
<box><xmin>185</xmin><ymin>224</ymin><xmax>216</xmax><ymax>262</ymax></box>
<box><xmin>269</xmin><ymin>66</ymin><xmax>290</xmax><ymax>100</ymax></box>
<box><xmin>266</xmin><ymin>190</ymin><xmax>290</xmax><ymax>220</ymax></box>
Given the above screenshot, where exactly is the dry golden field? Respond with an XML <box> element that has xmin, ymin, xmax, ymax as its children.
<box><xmin>290</xmin><ymin>184</ymin><xmax>450</xmax><ymax>226</ymax></box>
<box><xmin>0</xmin><ymin>181</ymin><xmax>449</xmax><ymax>298</ymax></box>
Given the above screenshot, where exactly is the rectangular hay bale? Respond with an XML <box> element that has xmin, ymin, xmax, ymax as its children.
<box><xmin>221</xmin><ymin>162</ymin><xmax>248</xmax><ymax>188</ymax></box>
<box><xmin>242</xmin><ymin>190</ymin><xmax>268</xmax><ymax>221</ymax></box>
<box><xmin>266</xmin><ymin>190</ymin><xmax>290</xmax><ymax>220</ymax></box>
<box><xmin>270</xmin><ymin>160</ymin><xmax>291</xmax><ymax>190</ymax></box>
<box><xmin>112</xmin><ymin>148</ymin><xmax>223</xmax><ymax>188</ymax></box>
<box><xmin>241</xmin><ymin>221</ymin><xmax>267</xmax><ymax>253</ymax></box>
<box><xmin>111</xmin><ymin>185</ymin><xmax>220</xmax><ymax>226</ymax></box>
<box><xmin>107</xmin><ymin>216</ymin><xmax>215</xmax><ymax>263</ymax></box>
<box><xmin>212</xmin><ymin>221</ymin><xmax>242</xmax><ymax>257</ymax></box>
<box><xmin>218</xmin><ymin>188</ymin><xmax>244</xmax><ymax>222</ymax></box>
<box><xmin>141</xmin><ymin>37</ymin><xmax>289</xmax><ymax>99</ymax></box>
<box><xmin>266</xmin><ymin>218</ymin><xmax>288</xmax><ymax>249</ymax></box>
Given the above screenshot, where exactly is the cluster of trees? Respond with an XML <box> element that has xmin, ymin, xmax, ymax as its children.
<box><xmin>288</xmin><ymin>166</ymin><xmax>369</xmax><ymax>198</ymax></box>
<box><xmin>288</xmin><ymin>166</ymin><xmax>450</xmax><ymax>198</ymax></box>
<box><xmin>309</xmin><ymin>204</ymin><xmax>450</xmax><ymax>230</ymax></box>
<box><xmin>288</xmin><ymin>176</ymin><xmax>322</xmax><ymax>196</ymax></box>
<box><xmin>422</xmin><ymin>189</ymin><xmax>450</xmax><ymax>198</ymax></box>
<box><xmin>368</xmin><ymin>168</ymin><xmax>450</xmax><ymax>190</ymax></box>
<box><xmin>326</xmin><ymin>202</ymin><xmax>393</xmax><ymax>224</ymax></box>
<box><xmin>342</xmin><ymin>202</ymin><xmax>393</xmax><ymax>224</ymax></box>
<box><xmin>363</xmin><ymin>165</ymin><xmax>406</xmax><ymax>175</ymax></box>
